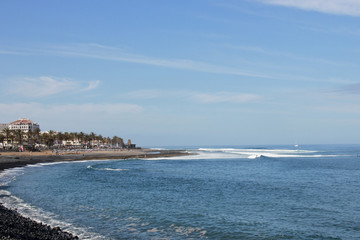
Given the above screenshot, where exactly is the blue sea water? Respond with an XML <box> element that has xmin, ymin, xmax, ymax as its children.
<box><xmin>1</xmin><ymin>144</ymin><xmax>360</xmax><ymax>239</ymax></box>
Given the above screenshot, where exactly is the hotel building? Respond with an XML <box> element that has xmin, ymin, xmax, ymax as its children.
<box><xmin>8</xmin><ymin>118</ymin><xmax>40</xmax><ymax>132</ymax></box>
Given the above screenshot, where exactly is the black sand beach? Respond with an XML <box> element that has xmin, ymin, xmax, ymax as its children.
<box><xmin>0</xmin><ymin>149</ymin><xmax>189</xmax><ymax>170</ymax></box>
<box><xmin>0</xmin><ymin>149</ymin><xmax>190</xmax><ymax>239</ymax></box>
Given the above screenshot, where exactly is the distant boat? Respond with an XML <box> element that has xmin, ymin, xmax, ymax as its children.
<box><xmin>294</xmin><ymin>144</ymin><xmax>299</xmax><ymax>148</ymax></box>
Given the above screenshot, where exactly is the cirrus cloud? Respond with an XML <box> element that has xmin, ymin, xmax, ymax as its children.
<box><xmin>5</xmin><ymin>76</ymin><xmax>100</xmax><ymax>98</ymax></box>
<box><xmin>193</xmin><ymin>92</ymin><xmax>262</xmax><ymax>103</ymax></box>
<box><xmin>0</xmin><ymin>102</ymin><xmax>143</xmax><ymax>132</ymax></box>
<box><xmin>0</xmin><ymin>102</ymin><xmax>143</xmax><ymax>116</ymax></box>
<box><xmin>258</xmin><ymin>0</ymin><xmax>360</xmax><ymax>17</ymax></box>
<box><xmin>121</xmin><ymin>89</ymin><xmax>262</xmax><ymax>104</ymax></box>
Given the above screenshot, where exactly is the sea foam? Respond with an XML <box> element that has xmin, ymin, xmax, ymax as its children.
<box><xmin>0</xmin><ymin>164</ymin><xmax>107</xmax><ymax>240</ymax></box>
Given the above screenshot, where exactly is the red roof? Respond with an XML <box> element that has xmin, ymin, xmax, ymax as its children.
<box><xmin>10</xmin><ymin>118</ymin><xmax>37</xmax><ymax>125</ymax></box>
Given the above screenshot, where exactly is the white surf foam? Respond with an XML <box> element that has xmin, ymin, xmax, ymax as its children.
<box><xmin>0</xmin><ymin>164</ymin><xmax>108</xmax><ymax>240</ymax></box>
<box><xmin>0</xmin><ymin>192</ymin><xmax>107</xmax><ymax>240</ymax></box>
<box><xmin>144</xmin><ymin>147</ymin><xmax>340</xmax><ymax>161</ymax></box>
<box><xmin>196</xmin><ymin>148</ymin><xmax>340</xmax><ymax>159</ymax></box>
<box><xmin>87</xmin><ymin>165</ymin><xmax>128</xmax><ymax>171</ymax></box>
<box><xmin>0</xmin><ymin>167</ymin><xmax>25</xmax><ymax>187</ymax></box>
<box><xmin>102</xmin><ymin>168</ymin><xmax>128</xmax><ymax>171</ymax></box>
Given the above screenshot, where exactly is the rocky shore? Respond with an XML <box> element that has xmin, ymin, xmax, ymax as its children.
<box><xmin>0</xmin><ymin>148</ymin><xmax>191</xmax><ymax>239</ymax></box>
<box><xmin>0</xmin><ymin>204</ymin><xmax>78</xmax><ymax>240</ymax></box>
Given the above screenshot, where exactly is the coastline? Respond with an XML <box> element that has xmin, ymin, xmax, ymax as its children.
<box><xmin>0</xmin><ymin>148</ymin><xmax>190</xmax><ymax>171</ymax></box>
<box><xmin>0</xmin><ymin>148</ymin><xmax>191</xmax><ymax>240</ymax></box>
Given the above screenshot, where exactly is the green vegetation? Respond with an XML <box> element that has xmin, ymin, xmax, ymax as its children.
<box><xmin>0</xmin><ymin>127</ymin><xmax>129</xmax><ymax>150</ymax></box>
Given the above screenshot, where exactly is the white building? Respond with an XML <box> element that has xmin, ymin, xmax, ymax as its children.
<box><xmin>8</xmin><ymin>118</ymin><xmax>40</xmax><ymax>132</ymax></box>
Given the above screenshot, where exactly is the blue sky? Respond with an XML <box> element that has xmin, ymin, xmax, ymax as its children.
<box><xmin>1</xmin><ymin>0</ymin><xmax>360</xmax><ymax>146</ymax></box>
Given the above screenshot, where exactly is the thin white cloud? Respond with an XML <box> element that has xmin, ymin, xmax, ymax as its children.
<box><xmin>192</xmin><ymin>92</ymin><xmax>262</xmax><ymax>104</ymax></box>
<box><xmin>337</xmin><ymin>83</ymin><xmax>360</xmax><ymax>94</ymax></box>
<box><xmin>54</xmin><ymin>103</ymin><xmax>143</xmax><ymax>114</ymax></box>
<box><xmin>0</xmin><ymin>49</ymin><xmax>24</xmax><ymax>55</ymax></box>
<box><xmin>121</xmin><ymin>89</ymin><xmax>262</xmax><ymax>104</ymax></box>
<box><xmin>1</xmin><ymin>43</ymin><xmax>354</xmax><ymax>84</ymax></box>
<box><xmin>0</xmin><ymin>102</ymin><xmax>143</xmax><ymax>132</ymax></box>
<box><xmin>41</xmin><ymin>44</ymin><xmax>360</xmax><ymax>84</ymax></box>
<box><xmin>259</xmin><ymin>0</ymin><xmax>360</xmax><ymax>16</ymax></box>
<box><xmin>0</xmin><ymin>102</ymin><xmax>143</xmax><ymax>120</ymax></box>
<box><xmin>123</xmin><ymin>89</ymin><xmax>163</xmax><ymax>99</ymax></box>
<box><xmin>6</xmin><ymin>76</ymin><xmax>100</xmax><ymax>98</ymax></box>
<box><xmin>313</xmin><ymin>103</ymin><xmax>360</xmax><ymax>114</ymax></box>
<box><xmin>7</xmin><ymin>76</ymin><xmax>76</xmax><ymax>97</ymax></box>
<box><xmin>55</xmin><ymin>43</ymin><xmax>270</xmax><ymax>78</ymax></box>
<box><xmin>80</xmin><ymin>80</ymin><xmax>101</xmax><ymax>92</ymax></box>
<box><xmin>0</xmin><ymin>43</ymin><xmax>269</xmax><ymax>79</ymax></box>
<box><xmin>223</xmin><ymin>44</ymin><xmax>360</xmax><ymax>72</ymax></box>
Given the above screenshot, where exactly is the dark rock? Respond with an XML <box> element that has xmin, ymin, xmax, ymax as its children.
<box><xmin>0</xmin><ymin>204</ymin><xmax>79</xmax><ymax>240</ymax></box>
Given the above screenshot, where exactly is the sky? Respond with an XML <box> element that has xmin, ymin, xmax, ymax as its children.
<box><xmin>1</xmin><ymin>0</ymin><xmax>360</xmax><ymax>147</ymax></box>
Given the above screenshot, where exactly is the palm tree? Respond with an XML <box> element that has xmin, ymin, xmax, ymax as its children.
<box><xmin>14</xmin><ymin>129</ymin><xmax>24</xmax><ymax>147</ymax></box>
<box><xmin>89</xmin><ymin>132</ymin><xmax>96</xmax><ymax>147</ymax></box>
<box><xmin>111</xmin><ymin>136</ymin><xmax>124</xmax><ymax>148</ymax></box>
<box><xmin>118</xmin><ymin>137</ymin><xmax>125</xmax><ymax>148</ymax></box>
<box><xmin>63</xmin><ymin>132</ymin><xmax>70</xmax><ymax>140</ymax></box>
<box><xmin>47</xmin><ymin>130</ymin><xmax>56</xmax><ymax>147</ymax></box>
<box><xmin>78</xmin><ymin>132</ymin><xmax>85</xmax><ymax>145</ymax></box>
<box><xmin>111</xmin><ymin>136</ymin><xmax>118</xmax><ymax>147</ymax></box>
<box><xmin>102</xmin><ymin>137</ymin><xmax>110</xmax><ymax>146</ymax></box>
<box><xmin>9</xmin><ymin>130</ymin><xmax>16</xmax><ymax>147</ymax></box>
<box><xmin>40</xmin><ymin>132</ymin><xmax>48</xmax><ymax>147</ymax></box>
<box><xmin>96</xmin><ymin>134</ymin><xmax>103</xmax><ymax>145</ymax></box>
<box><xmin>27</xmin><ymin>129</ymin><xmax>39</xmax><ymax>150</ymax></box>
<box><xmin>26</xmin><ymin>129</ymin><xmax>33</xmax><ymax>146</ymax></box>
<box><xmin>89</xmin><ymin>132</ymin><xmax>96</xmax><ymax>140</ymax></box>
<box><xmin>40</xmin><ymin>131</ymin><xmax>56</xmax><ymax>148</ymax></box>
<box><xmin>56</xmin><ymin>132</ymin><xmax>65</xmax><ymax>146</ymax></box>
<box><xmin>3</xmin><ymin>128</ymin><xmax>11</xmax><ymax>146</ymax></box>
<box><xmin>33</xmin><ymin>128</ymin><xmax>41</xmax><ymax>147</ymax></box>
<box><xmin>0</xmin><ymin>133</ymin><xmax>5</xmax><ymax>147</ymax></box>
<box><xmin>70</xmin><ymin>132</ymin><xmax>80</xmax><ymax>146</ymax></box>
<box><xmin>69</xmin><ymin>132</ymin><xmax>76</xmax><ymax>141</ymax></box>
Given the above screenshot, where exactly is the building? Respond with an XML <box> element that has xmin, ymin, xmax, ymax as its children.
<box><xmin>8</xmin><ymin>118</ymin><xmax>40</xmax><ymax>132</ymax></box>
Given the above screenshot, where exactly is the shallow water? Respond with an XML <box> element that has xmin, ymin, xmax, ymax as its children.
<box><xmin>1</xmin><ymin>144</ymin><xmax>360</xmax><ymax>239</ymax></box>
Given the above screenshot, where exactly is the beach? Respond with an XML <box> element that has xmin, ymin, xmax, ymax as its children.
<box><xmin>0</xmin><ymin>148</ymin><xmax>189</xmax><ymax>171</ymax></box>
<box><xmin>0</xmin><ymin>148</ymin><xmax>190</xmax><ymax>239</ymax></box>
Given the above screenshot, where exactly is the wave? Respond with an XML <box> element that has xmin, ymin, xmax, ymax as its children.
<box><xmin>199</xmin><ymin>147</ymin><xmax>316</xmax><ymax>154</ymax></box>
<box><xmin>248</xmin><ymin>154</ymin><xmax>262</xmax><ymax>159</ymax></box>
<box><xmin>0</xmin><ymin>167</ymin><xmax>25</xmax><ymax>187</ymax></box>
<box><xmin>87</xmin><ymin>165</ymin><xmax>128</xmax><ymax>171</ymax></box>
<box><xmin>195</xmin><ymin>147</ymin><xmax>341</xmax><ymax>160</ymax></box>
<box><xmin>0</xmin><ymin>165</ymin><xmax>107</xmax><ymax>240</ymax></box>
<box><xmin>0</xmin><ymin>190</ymin><xmax>106</xmax><ymax>240</ymax></box>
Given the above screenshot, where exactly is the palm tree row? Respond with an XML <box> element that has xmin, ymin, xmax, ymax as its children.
<box><xmin>0</xmin><ymin>128</ymin><xmax>127</xmax><ymax>149</ymax></box>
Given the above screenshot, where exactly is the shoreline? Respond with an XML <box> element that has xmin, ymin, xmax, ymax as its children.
<box><xmin>0</xmin><ymin>148</ymin><xmax>190</xmax><ymax>171</ymax></box>
<box><xmin>0</xmin><ymin>148</ymin><xmax>191</xmax><ymax>240</ymax></box>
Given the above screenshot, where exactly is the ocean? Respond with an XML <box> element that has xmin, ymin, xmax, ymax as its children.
<box><xmin>1</xmin><ymin>144</ymin><xmax>360</xmax><ymax>239</ymax></box>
